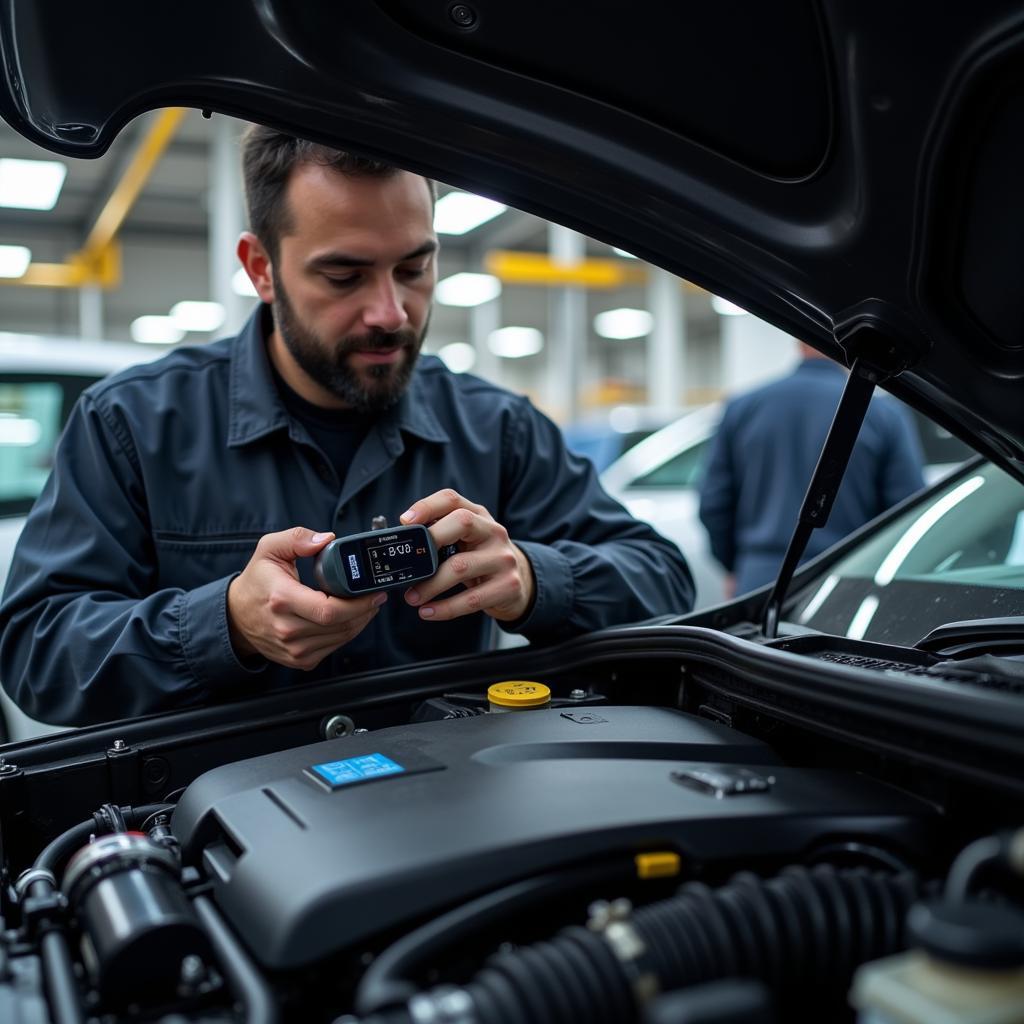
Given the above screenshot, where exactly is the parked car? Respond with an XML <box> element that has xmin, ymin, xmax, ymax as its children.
<box><xmin>562</xmin><ymin>404</ymin><xmax>687</xmax><ymax>471</ymax></box>
<box><xmin>0</xmin><ymin>334</ymin><xmax>168</xmax><ymax>741</ymax></box>
<box><xmin>0</xmin><ymin>6</ymin><xmax>1022</xmax><ymax>1024</ymax></box>
<box><xmin>602</xmin><ymin>400</ymin><xmax>972</xmax><ymax>608</ymax></box>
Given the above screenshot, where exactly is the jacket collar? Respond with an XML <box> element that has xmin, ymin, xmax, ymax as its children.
<box><xmin>227</xmin><ymin>304</ymin><xmax>449</xmax><ymax>447</ymax></box>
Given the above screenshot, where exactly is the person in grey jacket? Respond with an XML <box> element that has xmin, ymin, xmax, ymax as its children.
<box><xmin>0</xmin><ymin>127</ymin><xmax>694</xmax><ymax>725</ymax></box>
<box><xmin>699</xmin><ymin>344</ymin><xmax>925</xmax><ymax>596</ymax></box>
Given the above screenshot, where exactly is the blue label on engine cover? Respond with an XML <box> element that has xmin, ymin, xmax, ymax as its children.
<box><xmin>310</xmin><ymin>753</ymin><xmax>405</xmax><ymax>788</ymax></box>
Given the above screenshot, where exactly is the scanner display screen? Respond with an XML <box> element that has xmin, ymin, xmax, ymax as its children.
<box><xmin>328</xmin><ymin>524</ymin><xmax>437</xmax><ymax>594</ymax></box>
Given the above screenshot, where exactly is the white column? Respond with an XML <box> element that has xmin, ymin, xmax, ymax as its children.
<box><xmin>209</xmin><ymin>117</ymin><xmax>249</xmax><ymax>335</ymax></box>
<box><xmin>78</xmin><ymin>285</ymin><xmax>104</xmax><ymax>340</ymax></box>
<box><xmin>720</xmin><ymin>314</ymin><xmax>798</xmax><ymax>395</ymax></box>
<box><xmin>646</xmin><ymin>267</ymin><xmax>684</xmax><ymax>410</ymax></box>
<box><xmin>546</xmin><ymin>224</ymin><xmax>585</xmax><ymax>422</ymax></box>
<box><xmin>471</xmin><ymin>296</ymin><xmax>501</xmax><ymax>383</ymax></box>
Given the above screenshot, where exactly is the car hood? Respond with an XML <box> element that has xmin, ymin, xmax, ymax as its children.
<box><xmin>1</xmin><ymin>1</ymin><xmax>1021</xmax><ymax>474</ymax></box>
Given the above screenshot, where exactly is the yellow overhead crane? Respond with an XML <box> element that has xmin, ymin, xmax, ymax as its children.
<box><xmin>0</xmin><ymin>107</ymin><xmax>187</xmax><ymax>289</ymax></box>
<box><xmin>2</xmin><ymin>108</ymin><xmax>703</xmax><ymax>296</ymax></box>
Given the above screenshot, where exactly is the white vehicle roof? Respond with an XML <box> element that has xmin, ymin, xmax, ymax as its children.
<box><xmin>0</xmin><ymin>332</ymin><xmax>172</xmax><ymax>377</ymax></box>
<box><xmin>600</xmin><ymin>402</ymin><xmax>723</xmax><ymax>494</ymax></box>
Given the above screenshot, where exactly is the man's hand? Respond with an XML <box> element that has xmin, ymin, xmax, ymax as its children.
<box><xmin>227</xmin><ymin>527</ymin><xmax>386</xmax><ymax>670</ymax></box>
<box><xmin>399</xmin><ymin>490</ymin><xmax>535</xmax><ymax>623</ymax></box>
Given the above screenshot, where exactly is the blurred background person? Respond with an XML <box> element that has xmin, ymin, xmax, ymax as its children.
<box><xmin>698</xmin><ymin>342</ymin><xmax>925</xmax><ymax>597</ymax></box>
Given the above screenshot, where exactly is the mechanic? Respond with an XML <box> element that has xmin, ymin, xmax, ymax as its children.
<box><xmin>0</xmin><ymin>126</ymin><xmax>695</xmax><ymax>725</ymax></box>
<box><xmin>698</xmin><ymin>343</ymin><xmax>925</xmax><ymax>596</ymax></box>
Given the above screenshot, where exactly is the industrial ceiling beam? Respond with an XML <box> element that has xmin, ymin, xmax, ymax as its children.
<box><xmin>0</xmin><ymin>107</ymin><xmax>186</xmax><ymax>289</ymax></box>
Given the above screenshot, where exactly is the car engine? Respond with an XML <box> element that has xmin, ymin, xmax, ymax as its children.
<box><xmin>1</xmin><ymin>658</ymin><xmax>1022</xmax><ymax>1024</ymax></box>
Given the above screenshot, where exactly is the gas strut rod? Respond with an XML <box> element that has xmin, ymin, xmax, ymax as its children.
<box><xmin>761</xmin><ymin>300</ymin><xmax>928</xmax><ymax>640</ymax></box>
<box><xmin>761</xmin><ymin>360</ymin><xmax>877</xmax><ymax>640</ymax></box>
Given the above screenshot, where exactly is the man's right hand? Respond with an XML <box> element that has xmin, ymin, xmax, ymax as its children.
<box><xmin>227</xmin><ymin>527</ymin><xmax>386</xmax><ymax>670</ymax></box>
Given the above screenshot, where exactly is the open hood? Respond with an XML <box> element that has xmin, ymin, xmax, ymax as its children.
<box><xmin>1</xmin><ymin>1</ymin><xmax>1022</xmax><ymax>473</ymax></box>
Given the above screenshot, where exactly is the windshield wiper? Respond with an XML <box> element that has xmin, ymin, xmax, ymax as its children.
<box><xmin>762</xmin><ymin>308</ymin><xmax>925</xmax><ymax>639</ymax></box>
<box><xmin>916</xmin><ymin>616</ymin><xmax>1024</xmax><ymax>657</ymax></box>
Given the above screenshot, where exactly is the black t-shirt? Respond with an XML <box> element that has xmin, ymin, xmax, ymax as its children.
<box><xmin>272</xmin><ymin>369</ymin><xmax>373</xmax><ymax>488</ymax></box>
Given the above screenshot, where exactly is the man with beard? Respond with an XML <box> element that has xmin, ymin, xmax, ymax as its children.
<box><xmin>0</xmin><ymin>127</ymin><xmax>695</xmax><ymax>726</ymax></box>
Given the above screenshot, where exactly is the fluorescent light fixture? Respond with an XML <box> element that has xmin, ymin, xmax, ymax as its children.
<box><xmin>711</xmin><ymin>296</ymin><xmax>748</xmax><ymax>316</ymax></box>
<box><xmin>435</xmin><ymin>273</ymin><xmax>501</xmax><ymax>307</ymax></box>
<box><xmin>438</xmin><ymin>342</ymin><xmax>477</xmax><ymax>373</ymax></box>
<box><xmin>170</xmin><ymin>300</ymin><xmax>226</xmax><ymax>333</ymax></box>
<box><xmin>488</xmin><ymin>326</ymin><xmax>543</xmax><ymax>359</ymax></box>
<box><xmin>0</xmin><ymin>158</ymin><xmax>67</xmax><ymax>210</ymax></box>
<box><xmin>0</xmin><ymin>413</ymin><xmax>42</xmax><ymax>446</ymax></box>
<box><xmin>612</xmin><ymin>247</ymin><xmax>638</xmax><ymax>259</ymax></box>
<box><xmin>608</xmin><ymin>405</ymin><xmax>641</xmax><ymax>433</ymax></box>
<box><xmin>594</xmin><ymin>307</ymin><xmax>653</xmax><ymax>340</ymax></box>
<box><xmin>232</xmin><ymin>267</ymin><xmax>259</xmax><ymax>297</ymax></box>
<box><xmin>131</xmin><ymin>316</ymin><xmax>185</xmax><ymax>345</ymax></box>
<box><xmin>0</xmin><ymin>245</ymin><xmax>31</xmax><ymax>278</ymax></box>
<box><xmin>434</xmin><ymin>192</ymin><xmax>506</xmax><ymax>235</ymax></box>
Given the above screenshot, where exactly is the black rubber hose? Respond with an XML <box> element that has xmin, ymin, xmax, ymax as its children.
<box><xmin>356</xmin><ymin>875</ymin><xmax>556</xmax><ymax>1014</ymax></box>
<box><xmin>24</xmin><ymin>801</ymin><xmax>176</xmax><ymax>1024</ymax></box>
<box><xmin>193</xmin><ymin>896</ymin><xmax>279</xmax><ymax>1024</ymax></box>
<box><xmin>632</xmin><ymin>865</ymin><xmax>919</xmax><ymax>996</ymax></box>
<box><xmin>355</xmin><ymin>861</ymin><xmax>631</xmax><ymax>1015</ymax></box>
<box><xmin>399</xmin><ymin>865</ymin><xmax>921</xmax><ymax>1024</ymax></box>
<box><xmin>26</xmin><ymin>878</ymin><xmax>85</xmax><ymax>1024</ymax></box>
<box><xmin>33</xmin><ymin>802</ymin><xmax>174</xmax><ymax>874</ymax></box>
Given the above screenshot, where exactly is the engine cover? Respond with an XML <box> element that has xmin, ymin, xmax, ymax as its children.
<box><xmin>171</xmin><ymin>706</ymin><xmax>934</xmax><ymax>968</ymax></box>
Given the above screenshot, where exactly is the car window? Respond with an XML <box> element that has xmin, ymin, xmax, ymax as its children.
<box><xmin>0</xmin><ymin>375</ymin><xmax>94</xmax><ymax>518</ymax></box>
<box><xmin>793</xmin><ymin>462</ymin><xmax>1024</xmax><ymax>645</ymax></box>
<box><xmin>631</xmin><ymin>438</ymin><xmax>710</xmax><ymax>489</ymax></box>
<box><xmin>909</xmin><ymin>409</ymin><xmax>973</xmax><ymax>468</ymax></box>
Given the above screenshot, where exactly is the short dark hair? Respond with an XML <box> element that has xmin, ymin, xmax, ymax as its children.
<box><xmin>241</xmin><ymin>125</ymin><xmax>435</xmax><ymax>258</ymax></box>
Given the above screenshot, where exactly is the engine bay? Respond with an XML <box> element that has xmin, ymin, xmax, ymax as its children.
<box><xmin>1</xmin><ymin>627</ymin><xmax>1022</xmax><ymax>1023</ymax></box>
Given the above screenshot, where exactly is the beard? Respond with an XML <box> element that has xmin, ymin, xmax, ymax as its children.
<box><xmin>271</xmin><ymin>268</ymin><xmax>426</xmax><ymax>413</ymax></box>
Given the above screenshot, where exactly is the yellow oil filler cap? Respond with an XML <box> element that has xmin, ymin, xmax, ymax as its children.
<box><xmin>487</xmin><ymin>680</ymin><xmax>551</xmax><ymax>712</ymax></box>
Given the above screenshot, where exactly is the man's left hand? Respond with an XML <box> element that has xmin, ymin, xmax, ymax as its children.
<box><xmin>399</xmin><ymin>489</ymin><xmax>535</xmax><ymax>623</ymax></box>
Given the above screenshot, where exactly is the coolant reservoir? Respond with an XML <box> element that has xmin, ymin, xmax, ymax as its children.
<box><xmin>850</xmin><ymin>901</ymin><xmax>1024</xmax><ymax>1024</ymax></box>
<box><xmin>487</xmin><ymin>680</ymin><xmax>551</xmax><ymax>713</ymax></box>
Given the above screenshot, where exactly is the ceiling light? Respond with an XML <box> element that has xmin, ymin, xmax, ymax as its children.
<box><xmin>488</xmin><ymin>326</ymin><xmax>543</xmax><ymax>359</ymax></box>
<box><xmin>593</xmin><ymin>308</ymin><xmax>653</xmax><ymax>340</ymax></box>
<box><xmin>131</xmin><ymin>316</ymin><xmax>185</xmax><ymax>345</ymax></box>
<box><xmin>0</xmin><ymin>158</ymin><xmax>67</xmax><ymax>210</ymax></box>
<box><xmin>0</xmin><ymin>244</ymin><xmax>31</xmax><ymax>278</ymax></box>
<box><xmin>434</xmin><ymin>192</ymin><xmax>506</xmax><ymax>235</ymax></box>
<box><xmin>435</xmin><ymin>273</ymin><xmax>502</xmax><ymax>307</ymax></box>
<box><xmin>232</xmin><ymin>267</ymin><xmax>259</xmax><ymax>297</ymax></box>
<box><xmin>170</xmin><ymin>300</ymin><xmax>226</xmax><ymax>332</ymax></box>
<box><xmin>711</xmin><ymin>296</ymin><xmax>748</xmax><ymax>316</ymax></box>
<box><xmin>612</xmin><ymin>247</ymin><xmax>638</xmax><ymax>259</ymax></box>
<box><xmin>438</xmin><ymin>342</ymin><xmax>477</xmax><ymax>373</ymax></box>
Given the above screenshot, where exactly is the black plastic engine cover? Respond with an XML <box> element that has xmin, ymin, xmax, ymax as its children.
<box><xmin>171</xmin><ymin>707</ymin><xmax>934</xmax><ymax>968</ymax></box>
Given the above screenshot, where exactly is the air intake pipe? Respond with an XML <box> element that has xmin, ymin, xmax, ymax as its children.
<box><xmin>360</xmin><ymin>865</ymin><xmax>922</xmax><ymax>1024</ymax></box>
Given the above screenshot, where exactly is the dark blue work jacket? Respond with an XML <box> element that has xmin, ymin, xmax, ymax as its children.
<box><xmin>0</xmin><ymin>307</ymin><xmax>694</xmax><ymax>725</ymax></box>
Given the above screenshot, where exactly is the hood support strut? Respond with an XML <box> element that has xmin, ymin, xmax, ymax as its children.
<box><xmin>761</xmin><ymin>307</ymin><xmax>928</xmax><ymax>639</ymax></box>
<box><xmin>761</xmin><ymin>363</ymin><xmax>877</xmax><ymax>639</ymax></box>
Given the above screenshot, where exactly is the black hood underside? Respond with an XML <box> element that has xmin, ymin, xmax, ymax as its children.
<box><xmin>1</xmin><ymin>0</ymin><xmax>1023</xmax><ymax>475</ymax></box>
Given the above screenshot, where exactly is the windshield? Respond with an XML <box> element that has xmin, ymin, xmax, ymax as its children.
<box><xmin>792</xmin><ymin>461</ymin><xmax>1024</xmax><ymax>645</ymax></box>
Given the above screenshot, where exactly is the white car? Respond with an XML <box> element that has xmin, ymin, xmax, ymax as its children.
<box><xmin>0</xmin><ymin>333</ymin><xmax>169</xmax><ymax>740</ymax></box>
<box><xmin>601</xmin><ymin>401</ymin><xmax>972</xmax><ymax>611</ymax></box>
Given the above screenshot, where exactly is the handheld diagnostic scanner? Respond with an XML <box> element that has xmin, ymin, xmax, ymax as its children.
<box><xmin>314</xmin><ymin>524</ymin><xmax>453</xmax><ymax>597</ymax></box>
